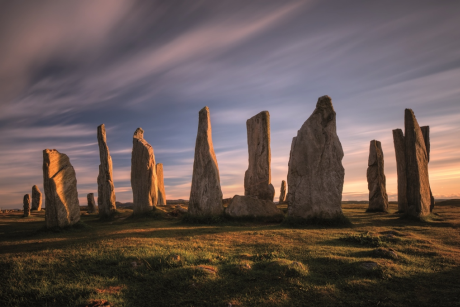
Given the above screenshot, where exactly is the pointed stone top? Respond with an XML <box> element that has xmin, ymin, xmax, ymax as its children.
<box><xmin>368</xmin><ymin>140</ymin><xmax>382</xmax><ymax>166</ymax></box>
<box><xmin>32</xmin><ymin>185</ymin><xmax>39</xmax><ymax>190</ymax></box>
<box><xmin>98</xmin><ymin>123</ymin><xmax>105</xmax><ymax>130</ymax></box>
<box><xmin>316</xmin><ymin>95</ymin><xmax>333</xmax><ymax>109</ymax></box>
<box><xmin>133</xmin><ymin>128</ymin><xmax>144</xmax><ymax>140</ymax></box>
<box><xmin>200</xmin><ymin>106</ymin><xmax>209</xmax><ymax>113</ymax></box>
<box><xmin>157</xmin><ymin>162</ymin><xmax>163</xmax><ymax>167</ymax></box>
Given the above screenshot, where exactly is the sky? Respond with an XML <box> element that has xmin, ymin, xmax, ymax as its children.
<box><xmin>1</xmin><ymin>0</ymin><xmax>459</xmax><ymax>209</ymax></box>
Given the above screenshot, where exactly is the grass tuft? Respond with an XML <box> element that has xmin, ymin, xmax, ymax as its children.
<box><xmin>283</xmin><ymin>214</ymin><xmax>352</xmax><ymax>228</ymax></box>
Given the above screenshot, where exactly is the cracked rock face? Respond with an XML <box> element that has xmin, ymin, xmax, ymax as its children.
<box><xmin>87</xmin><ymin>193</ymin><xmax>97</xmax><ymax>213</ymax></box>
<box><xmin>43</xmin><ymin>149</ymin><xmax>80</xmax><ymax>228</ymax></box>
<box><xmin>366</xmin><ymin>140</ymin><xmax>389</xmax><ymax>212</ymax></box>
<box><xmin>31</xmin><ymin>185</ymin><xmax>42</xmax><ymax>211</ymax></box>
<box><xmin>156</xmin><ymin>163</ymin><xmax>167</xmax><ymax>206</ymax></box>
<box><xmin>392</xmin><ymin>129</ymin><xmax>407</xmax><ymax>212</ymax></box>
<box><xmin>97</xmin><ymin>124</ymin><xmax>117</xmax><ymax>217</ymax></box>
<box><xmin>23</xmin><ymin>194</ymin><xmax>30</xmax><ymax>217</ymax></box>
<box><xmin>405</xmin><ymin>109</ymin><xmax>431</xmax><ymax>218</ymax></box>
<box><xmin>279</xmin><ymin>180</ymin><xmax>287</xmax><ymax>204</ymax></box>
<box><xmin>189</xmin><ymin>107</ymin><xmax>223</xmax><ymax>216</ymax></box>
<box><xmin>421</xmin><ymin>126</ymin><xmax>435</xmax><ymax>212</ymax></box>
<box><xmin>131</xmin><ymin>128</ymin><xmax>158</xmax><ymax>214</ymax></box>
<box><xmin>244</xmin><ymin>111</ymin><xmax>275</xmax><ymax>201</ymax></box>
<box><xmin>287</xmin><ymin>96</ymin><xmax>345</xmax><ymax>220</ymax></box>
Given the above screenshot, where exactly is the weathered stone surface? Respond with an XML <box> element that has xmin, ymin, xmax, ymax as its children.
<box><xmin>87</xmin><ymin>193</ymin><xmax>97</xmax><ymax>213</ymax></box>
<box><xmin>189</xmin><ymin>107</ymin><xmax>223</xmax><ymax>216</ymax></box>
<box><xmin>279</xmin><ymin>180</ymin><xmax>287</xmax><ymax>204</ymax></box>
<box><xmin>421</xmin><ymin>126</ymin><xmax>435</xmax><ymax>212</ymax></box>
<box><xmin>392</xmin><ymin>129</ymin><xmax>407</xmax><ymax>212</ymax></box>
<box><xmin>131</xmin><ymin>128</ymin><xmax>158</xmax><ymax>215</ymax></box>
<box><xmin>286</xmin><ymin>96</ymin><xmax>345</xmax><ymax>220</ymax></box>
<box><xmin>23</xmin><ymin>194</ymin><xmax>30</xmax><ymax>217</ymax></box>
<box><xmin>31</xmin><ymin>185</ymin><xmax>42</xmax><ymax>211</ymax></box>
<box><xmin>97</xmin><ymin>124</ymin><xmax>116</xmax><ymax>217</ymax></box>
<box><xmin>366</xmin><ymin>140</ymin><xmax>389</xmax><ymax>212</ymax></box>
<box><xmin>244</xmin><ymin>111</ymin><xmax>275</xmax><ymax>201</ymax></box>
<box><xmin>156</xmin><ymin>163</ymin><xmax>167</xmax><ymax>206</ymax></box>
<box><xmin>404</xmin><ymin>109</ymin><xmax>431</xmax><ymax>218</ymax></box>
<box><xmin>43</xmin><ymin>149</ymin><xmax>80</xmax><ymax>228</ymax></box>
<box><xmin>225</xmin><ymin>195</ymin><xmax>283</xmax><ymax>220</ymax></box>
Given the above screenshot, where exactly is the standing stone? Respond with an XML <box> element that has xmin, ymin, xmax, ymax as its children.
<box><xmin>405</xmin><ymin>109</ymin><xmax>431</xmax><ymax>218</ymax></box>
<box><xmin>23</xmin><ymin>194</ymin><xmax>30</xmax><ymax>217</ymax></box>
<box><xmin>244</xmin><ymin>111</ymin><xmax>275</xmax><ymax>201</ymax></box>
<box><xmin>366</xmin><ymin>140</ymin><xmax>389</xmax><ymax>212</ymax></box>
<box><xmin>189</xmin><ymin>107</ymin><xmax>223</xmax><ymax>216</ymax></box>
<box><xmin>131</xmin><ymin>128</ymin><xmax>157</xmax><ymax>214</ymax></box>
<box><xmin>43</xmin><ymin>149</ymin><xmax>80</xmax><ymax>228</ymax></box>
<box><xmin>156</xmin><ymin>163</ymin><xmax>167</xmax><ymax>206</ymax></box>
<box><xmin>421</xmin><ymin>126</ymin><xmax>435</xmax><ymax>212</ymax></box>
<box><xmin>279</xmin><ymin>180</ymin><xmax>287</xmax><ymax>204</ymax></box>
<box><xmin>31</xmin><ymin>185</ymin><xmax>42</xmax><ymax>211</ymax></box>
<box><xmin>287</xmin><ymin>95</ymin><xmax>345</xmax><ymax>220</ymax></box>
<box><xmin>97</xmin><ymin>124</ymin><xmax>116</xmax><ymax>217</ymax></box>
<box><xmin>392</xmin><ymin>129</ymin><xmax>407</xmax><ymax>212</ymax></box>
<box><xmin>87</xmin><ymin>193</ymin><xmax>97</xmax><ymax>213</ymax></box>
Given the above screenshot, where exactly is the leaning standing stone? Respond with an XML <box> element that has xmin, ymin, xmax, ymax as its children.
<box><xmin>244</xmin><ymin>111</ymin><xmax>275</xmax><ymax>201</ymax></box>
<box><xmin>279</xmin><ymin>180</ymin><xmax>287</xmax><ymax>204</ymax></box>
<box><xmin>131</xmin><ymin>128</ymin><xmax>158</xmax><ymax>214</ymax></box>
<box><xmin>23</xmin><ymin>194</ymin><xmax>30</xmax><ymax>217</ymax></box>
<box><xmin>97</xmin><ymin>124</ymin><xmax>117</xmax><ymax>217</ymax></box>
<box><xmin>392</xmin><ymin>129</ymin><xmax>407</xmax><ymax>212</ymax></box>
<box><xmin>287</xmin><ymin>96</ymin><xmax>345</xmax><ymax>220</ymax></box>
<box><xmin>31</xmin><ymin>185</ymin><xmax>42</xmax><ymax>211</ymax></box>
<box><xmin>366</xmin><ymin>140</ymin><xmax>389</xmax><ymax>212</ymax></box>
<box><xmin>156</xmin><ymin>163</ymin><xmax>167</xmax><ymax>206</ymax></box>
<box><xmin>43</xmin><ymin>149</ymin><xmax>80</xmax><ymax>228</ymax></box>
<box><xmin>189</xmin><ymin>107</ymin><xmax>223</xmax><ymax>216</ymax></box>
<box><xmin>421</xmin><ymin>126</ymin><xmax>435</xmax><ymax>212</ymax></box>
<box><xmin>87</xmin><ymin>193</ymin><xmax>97</xmax><ymax>213</ymax></box>
<box><xmin>404</xmin><ymin>109</ymin><xmax>431</xmax><ymax>218</ymax></box>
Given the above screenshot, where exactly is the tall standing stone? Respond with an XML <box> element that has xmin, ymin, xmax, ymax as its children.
<box><xmin>404</xmin><ymin>109</ymin><xmax>431</xmax><ymax>218</ymax></box>
<box><xmin>23</xmin><ymin>194</ymin><xmax>30</xmax><ymax>217</ymax></box>
<box><xmin>366</xmin><ymin>140</ymin><xmax>389</xmax><ymax>212</ymax></box>
<box><xmin>279</xmin><ymin>180</ymin><xmax>287</xmax><ymax>204</ymax></box>
<box><xmin>87</xmin><ymin>193</ymin><xmax>97</xmax><ymax>213</ymax></box>
<box><xmin>287</xmin><ymin>96</ymin><xmax>345</xmax><ymax>220</ymax></box>
<box><xmin>156</xmin><ymin>163</ymin><xmax>167</xmax><ymax>206</ymax></box>
<box><xmin>43</xmin><ymin>149</ymin><xmax>80</xmax><ymax>228</ymax></box>
<box><xmin>421</xmin><ymin>126</ymin><xmax>435</xmax><ymax>212</ymax></box>
<box><xmin>392</xmin><ymin>129</ymin><xmax>407</xmax><ymax>212</ymax></box>
<box><xmin>244</xmin><ymin>111</ymin><xmax>275</xmax><ymax>201</ymax></box>
<box><xmin>97</xmin><ymin>124</ymin><xmax>116</xmax><ymax>217</ymax></box>
<box><xmin>189</xmin><ymin>107</ymin><xmax>223</xmax><ymax>216</ymax></box>
<box><xmin>131</xmin><ymin>128</ymin><xmax>157</xmax><ymax>214</ymax></box>
<box><xmin>31</xmin><ymin>185</ymin><xmax>42</xmax><ymax>211</ymax></box>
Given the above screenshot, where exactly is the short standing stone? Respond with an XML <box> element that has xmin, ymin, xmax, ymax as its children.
<box><xmin>97</xmin><ymin>124</ymin><xmax>117</xmax><ymax>217</ymax></box>
<box><xmin>287</xmin><ymin>96</ymin><xmax>345</xmax><ymax>220</ymax></box>
<box><xmin>225</xmin><ymin>195</ymin><xmax>283</xmax><ymax>220</ymax></box>
<box><xmin>131</xmin><ymin>128</ymin><xmax>158</xmax><ymax>214</ymax></box>
<box><xmin>23</xmin><ymin>194</ymin><xmax>30</xmax><ymax>217</ymax></box>
<box><xmin>366</xmin><ymin>140</ymin><xmax>389</xmax><ymax>212</ymax></box>
<box><xmin>392</xmin><ymin>129</ymin><xmax>407</xmax><ymax>212</ymax></box>
<box><xmin>279</xmin><ymin>180</ymin><xmax>287</xmax><ymax>204</ymax></box>
<box><xmin>189</xmin><ymin>107</ymin><xmax>223</xmax><ymax>216</ymax></box>
<box><xmin>405</xmin><ymin>109</ymin><xmax>431</xmax><ymax>218</ymax></box>
<box><xmin>244</xmin><ymin>111</ymin><xmax>275</xmax><ymax>201</ymax></box>
<box><xmin>31</xmin><ymin>185</ymin><xmax>42</xmax><ymax>211</ymax></box>
<box><xmin>421</xmin><ymin>126</ymin><xmax>435</xmax><ymax>212</ymax></box>
<box><xmin>43</xmin><ymin>149</ymin><xmax>80</xmax><ymax>228</ymax></box>
<box><xmin>156</xmin><ymin>163</ymin><xmax>167</xmax><ymax>206</ymax></box>
<box><xmin>87</xmin><ymin>193</ymin><xmax>97</xmax><ymax>213</ymax></box>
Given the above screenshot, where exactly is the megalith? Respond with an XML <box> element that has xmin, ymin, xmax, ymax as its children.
<box><xmin>287</xmin><ymin>95</ymin><xmax>345</xmax><ymax>220</ymax></box>
<box><xmin>131</xmin><ymin>128</ymin><xmax>157</xmax><ymax>214</ymax></box>
<box><xmin>392</xmin><ymin>129</ymin><xmax>407</xmax><ymax>212</ymax></box>
<box><xmin>244</xmin><ymin>111</ymin><xmax>275</xmax><ymax>201</ymax></box>
<box><xmin>279</xmin><ymin>180</ymin><xmax>287</xmax><ymax>204</ymax></box>
<box><xmin>421</xmin><ymin>126</ymin><xmax>435</xmax><ymax>212</ymax></box>
<box><xmin>43</xmin><ymin>149</ymin><xmax>80</xmax><ymax>228</ymax></box>
<box><xmin>404</xmin><ymin>109</ymin><xmax>431</xmax><ymax>218</ymax></box>
<box><xmin>189</xmin><ymin>107</ymin><xmax>223</xmax><ymax>216</ymax></box>
<box><xmin>366</xmin><ymin>140</ymin><xmax>389</xmax><ymax>212</ymax></box>
<box><xmin>31</xmin><ymin>185</ymin><xmax>42</xmax><ymax>211</ymax></box>
<box><xmin>156</xmin><ymin>163</ymin><xmax>167</xmax><ymax>206</ymax></box>
<box><xmin>225</xmin><ymin>195</ymin><xmax>283</xmax><ymax>221</ymax></box>
<box><xmin>23</xmin><ymin>194</ymin><xmax>30</xmax><ymax>217</ymax></box>
<box><xmin>87</xmin><ymin>193</ymin><xmax>97</xmax><ymax>213</ymax></box>
<box><xmin>97</xmin><ymin>124</ymin><xmax>116</xmax><ymax>217</ymax></box>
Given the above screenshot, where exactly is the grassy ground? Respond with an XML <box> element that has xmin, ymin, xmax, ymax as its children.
<box><xmin>0</xmin><ymin>201</ymin><xmax>459</xmax><ymax>307</ymax></box>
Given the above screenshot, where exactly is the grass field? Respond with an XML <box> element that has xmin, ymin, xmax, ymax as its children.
<box><xmin>1</xmin><ymin>201</ymin><xmax>459</xmax><ymax>307</ymax></box>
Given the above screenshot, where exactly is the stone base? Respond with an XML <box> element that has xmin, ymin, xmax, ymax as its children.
<box><xmin>225</xmin><ymin>195</ymin><xmax>284</xmax><ymax>220</ymax></box>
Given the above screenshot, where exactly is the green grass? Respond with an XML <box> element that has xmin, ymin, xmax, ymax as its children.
<box><xmin>0</xmin><ymin>202</ymin><xmax>459</xmax><ymax>306</ymax></box>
